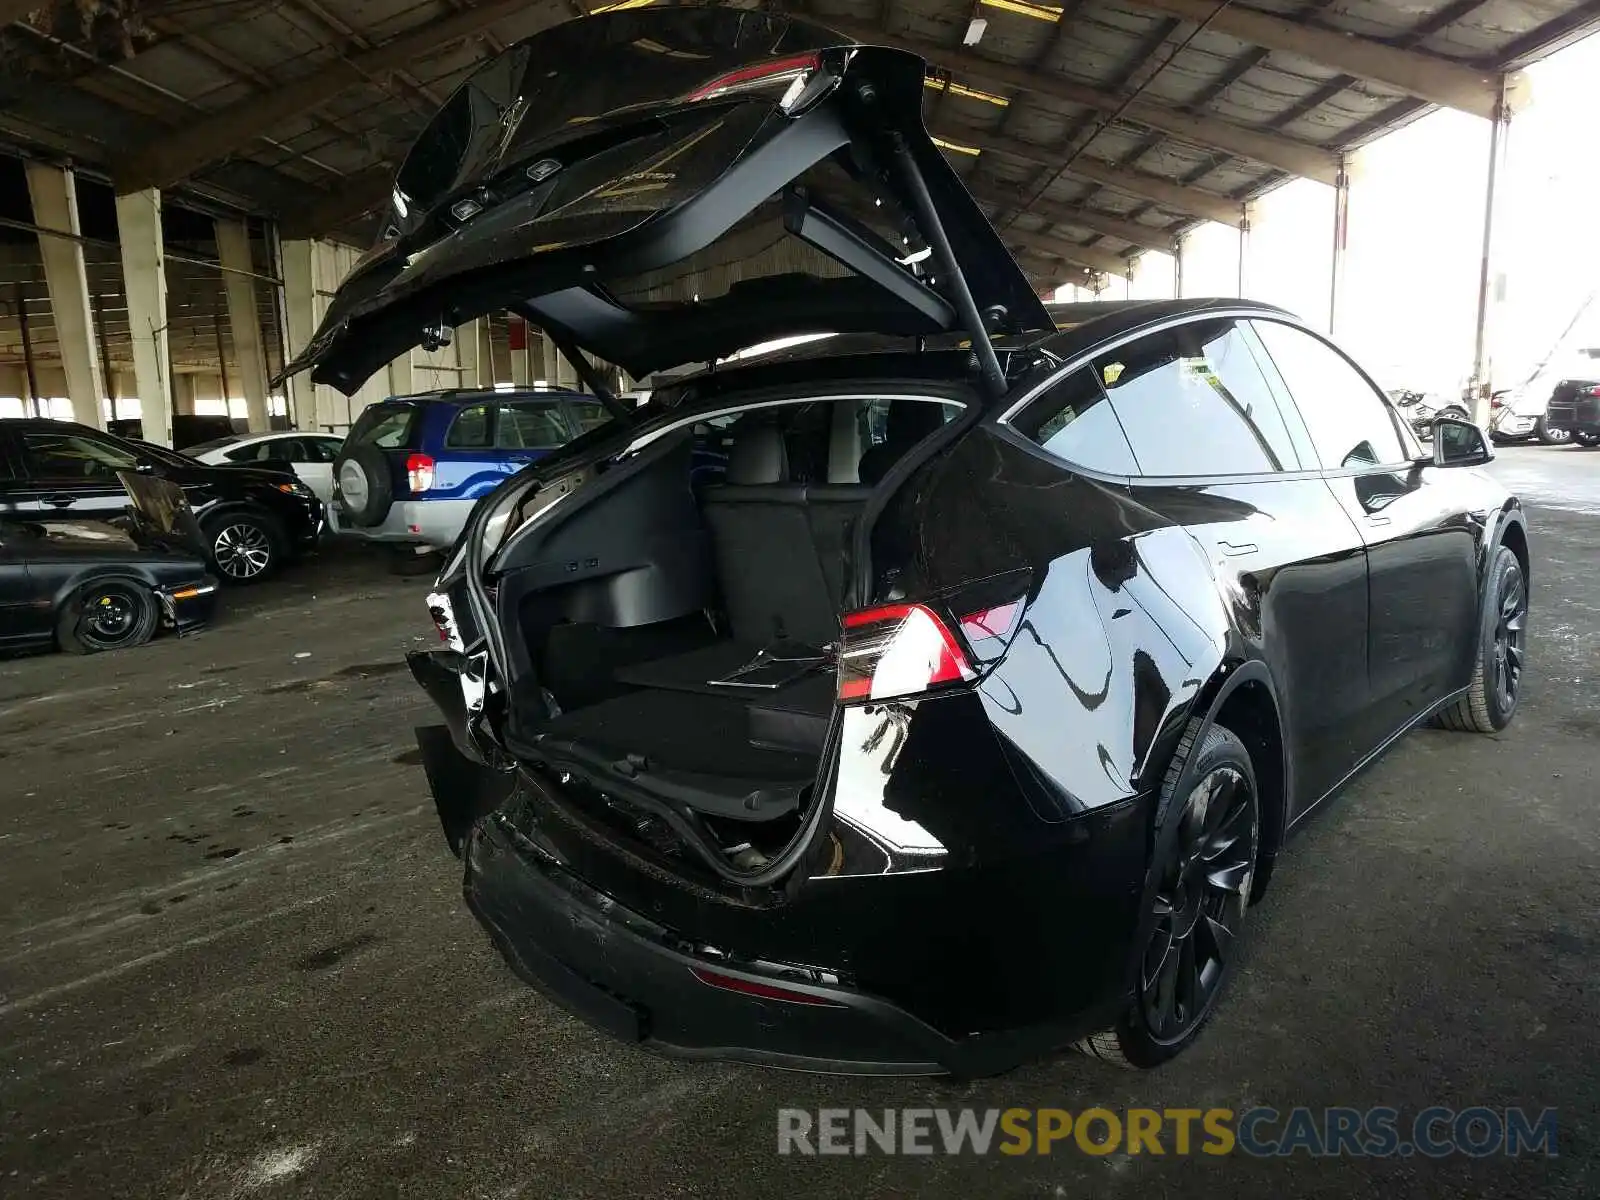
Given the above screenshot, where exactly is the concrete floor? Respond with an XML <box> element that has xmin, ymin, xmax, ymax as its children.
<box><xmin>1</xmin><ymin>443</ymin><xmax>1595</xmax><ymax>1199</ymax></box>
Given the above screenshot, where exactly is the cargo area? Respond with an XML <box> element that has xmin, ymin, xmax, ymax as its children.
<box><xmin>487</xmin><ymin>393</ymin><xmax>964</xmax><ymax>872</ymax></box>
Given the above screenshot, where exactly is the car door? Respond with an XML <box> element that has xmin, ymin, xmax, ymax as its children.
<box><xmin>10</xmin><ymin>426</ymin><xmax>143</xmax><ymax>525</ymax></box>
<box><xmin>1251</xmin><ymin>319</ymin><xmax>1481</xmax><ymax>741</ymax></box>
<box><xmin>433</xmin><ymin>402</ymin><xmax>511</xmax><ymax>500</ymax></box>
<box><xmin>297</xmin><ymin>437</ymin><xmax>342</xmax><ymax>504</ymax></box>
<box><xmin>1081</xmin><ymin>317</ymin><xmax>1374</xmax><ymax>812</ymax></box>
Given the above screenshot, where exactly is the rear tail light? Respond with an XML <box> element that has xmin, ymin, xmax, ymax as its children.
<box><xmin>1580</xmin><ymin>385</ymin><xmax>1600</xmax><ymax>398</ymax></box>
<box><xmin>837</xmin><ymin>602</ymin><xmax>976</xmax><ymax>703</ymax></box>
<box><xmin>406</xmin><ymin>453</ymin><xmax>435</xmax><ymax>493</ymax></box>
<box><xmin>683</xmin><ymin>52</ymin><xmax>832</xmax><ymax>113</ymax></box>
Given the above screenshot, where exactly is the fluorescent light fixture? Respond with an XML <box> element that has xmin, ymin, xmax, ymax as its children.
<box><xmin>923</xmin><ymin>77</ymin><xmax>1009</xmax><ymax>107</ymax></box>
<box><xmin>964</xmin><ymin>18</ymin><xmax>987</xmax><ymax>45</ymax></box>
<box><xmin>980</xmin><ymin>0</ymin><xmax>1064</xmax><ymax>21</ymax></box>
<box><xmin>898</xmin><ymin>247</ymin><xmax>933</xmax><ymax>266</ymax></box>
<box><xmin>592</xmin><ymin>0</ymin><xmax>654</xmax><ymax>12</ymax></box>
<box><xmin>932</xmin><ymin>136</ymin><xmax>982</xmax><ymax>157</ymax></box>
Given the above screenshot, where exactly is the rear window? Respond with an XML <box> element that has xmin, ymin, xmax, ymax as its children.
<box><xmin>347</xmin><ymin>403</ymin><xmax>420</xmax><ymax>450</ymax></box>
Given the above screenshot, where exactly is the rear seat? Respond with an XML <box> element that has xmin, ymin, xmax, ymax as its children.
<box><xmin>699</xmin><ymin>420</ymin><xmax>840</xmax><ymax>646</ymax></box>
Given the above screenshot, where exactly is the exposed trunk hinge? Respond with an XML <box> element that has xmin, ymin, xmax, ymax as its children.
<box><xmin>887</xmin><ymin>133</ymin><xmax>1007</xmax><ymax>398</ymax></box>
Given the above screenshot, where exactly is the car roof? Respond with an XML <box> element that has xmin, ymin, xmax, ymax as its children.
<box><xmin>383</xmin><ymin>388</ymin><xmax>590</xmax><ymax>407</ymax></box>
<box><xmin>652</xmin><ymin>298</ymin><xmax>1300</xmax><ymax>403</ymax></box>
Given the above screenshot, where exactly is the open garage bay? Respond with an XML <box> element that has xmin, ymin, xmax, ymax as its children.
<box><xmin>2</xmin><ymin>446</ymin><xmax>1596</xmax><ymax>1199</ymax></box>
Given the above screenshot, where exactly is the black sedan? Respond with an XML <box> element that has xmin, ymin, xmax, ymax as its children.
<box><xmin>0</xmin><ymin>475</ymin><xmax>217</xmax><ymax>655</ymax></box>
<box><xmin>0</xmin><ymin>419</ymin><xmax>322</xmax><ymax>583</ymax></box>
<box><xmin>285</xmin><ymin>9</ymin><xmax>1529</xmax><ymax>1074</ymax></box>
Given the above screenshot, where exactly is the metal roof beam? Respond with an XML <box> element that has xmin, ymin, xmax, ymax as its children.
<box><xmin>968</xmin><ymin>178</ymin><xmax>1178</xmax><ymax>252</ymax></box>
<box><xmin>113</xmin><ymin>0</ymin><xmax>531</xmax><ymax>194</ymax></box>
<box><xmin>1120</xmin><ymin>0</ymin><xmax>1506</xmax><ymax>119</ymax></box>
<box><xmin>1005</xmin><ymin>228</ymin><xmax>1131</xmax><ymax>276</ymax></box>
<box><xmin>821</xmin><ymin>16</ymin><xmax>1339</xmax><ymax>181</ymax></box>
<box><xmin>280</xmin><ymin>167</ymin><xmax>393</xmax><ymax>239</ymax></box>
<box><xmin>944</xmin><ymin>125</ymin><xmax>1245</xmax><ymax>225</ymax></box>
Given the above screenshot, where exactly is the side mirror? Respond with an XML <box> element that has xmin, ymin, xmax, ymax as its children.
<box><xmin>1432</xmin><ymin>416</ymin><xmax>1493</xmax><ymax>468</ymax></box>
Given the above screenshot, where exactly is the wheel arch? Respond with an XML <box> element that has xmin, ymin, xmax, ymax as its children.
<box><xmin>1159</xmin><ymin>659</ymin><xmax>1289</xmax><ymax>902</ymax></box>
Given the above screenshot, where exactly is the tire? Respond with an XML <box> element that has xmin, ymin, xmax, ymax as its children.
<box><xmin>1535</xmin><ymin>416</ymin><xmax>1572</xmax><ymax>445</ymax></box>
<box><xmin>203</xmin><ymin>508</ymin><xmax>286</xmax><ymax>585</ymax></box>
<box><xmin>1075</xmin><ymin>719</ymin><xmax>1260</xmax><ymax>1069</ymax></box>
<box><xmin>1573</xmin><ymin>430</ymin><xmax>1600</xmax><ymax>448</ymax></box>
<box><xmin>1431</xmin><ymin>545</ymin><xmax>1526</xmax><ymax>733</ymax></box>
<box><xmin>56</xmin><ymin>579</ymin><xmax>160</xmax><ymax>654</ymax></box>
<box><xmin>335</xmin><ymin>443</ymin><xmax>395</xmax><ymax>527</ymax></box>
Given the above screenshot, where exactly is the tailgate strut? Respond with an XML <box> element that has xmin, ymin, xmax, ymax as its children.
<box><xmin>888</xmin><ymin>132</ymin><xmax>1008</xmax><ymax>398</ymax></box>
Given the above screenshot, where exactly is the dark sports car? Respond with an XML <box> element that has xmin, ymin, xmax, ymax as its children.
<box><xmin>285</xmin><ymin>9</ymin><xmax>1530</xmax><ymax>1075</ymax></box>
<box><xmin>0</xmin><ymin>474</ymin><xmax>217</xmax><ymax>655</ymax></box>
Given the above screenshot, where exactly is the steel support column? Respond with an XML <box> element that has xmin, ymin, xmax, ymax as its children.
<box><xmin>1329</xmin><ymin>157</ymin><xmax>1351</xmax><ymax>336</ymax></box>
<box><xmin>280</xmin><ymin>239</ymin><xmax>347</xmax><ymax>430</ymax></box>
<box><xmin>1173</xmin><ymin>235</ymin><xmax>1185</xmax><ymax>299</ymax></box>
<box><xmin>25</xmin><ymin>163</ymin><xmax>107</xmax><ymax>428</ymax></box>
<box><xmin>1470</xmin><ymin>78</ymin><xmax>1513</xmax><ymax>428</ymax></box>
<box><xmin>456</xmin><ymin>320</ymin><xmax>483</xmax><ymax>388</ymax></box>
<box><xmin>1237</xmin><ymin>207</ymin><xmax>1252</xmax><ymax>297</ymax></box>
<box><xmin>215</xmin><ymin>220</ymin><xmax>272</xmax><ymax>432</ymax></box>
<box><xmin>115</xmin><ymin>188</ymin><xmax>173</xmax><ymax>446</ymax></box>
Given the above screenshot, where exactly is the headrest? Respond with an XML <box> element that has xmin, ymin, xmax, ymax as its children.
<box><xmin>724</xmin><ymin>422</ymin><xmax>789</xmax><ymax>485</ymax></box>
<box><xmin>885</xmin><ymin>401</ymin><xmax>948</xmax><ymax>446</ymax></box>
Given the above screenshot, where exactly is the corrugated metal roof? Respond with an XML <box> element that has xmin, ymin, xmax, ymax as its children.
<box><xmin>0</xmin><ymin>0</ymin><xmax>1596</xmax><ymax>376</ymax></box>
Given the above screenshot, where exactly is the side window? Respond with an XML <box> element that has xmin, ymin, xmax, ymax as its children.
<box><xmin>223</xmin><ymin>444</ymin><xmax>259</xmax><ymax>462</ymax></box>
<box><xmin>564</xmin><ymin>400</ymin><xmax>611</xmax><ymax>436</ymax></box>
<box><xmin>496</xmin><ymin>403</ymin><xmax>569</xmax><ymax>450</ymax></box>
<box><xmin>445</xmin><ymin>404</ymin><xmax>492</xmax><ymax>449</ymax></box>
<box><xmin>19</xmin><ymin>431</ymin><xmax>140</xmax><ymax>481</ymax></box>
<box><xmin>1012</xmin><ymin>367</ymin><xmax>1139</xmax><ymax>476</ymax></box>
<box><xmin>1251</xmin><ymin>321</ymin><xmax>1407</xmax><ymax>470</ymax></box>
<box><xmin>307</xmin><ymin>438</ymin><xmax>341</xmax><ymax>463</ymax></box>
<box><xmin>1092</xmin><ymin>321</ymin><xmax>1300</xmax><ymax>476</ymax></box>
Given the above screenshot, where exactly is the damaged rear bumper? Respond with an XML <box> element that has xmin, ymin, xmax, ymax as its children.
<box><xmin>460</xmin><ymin>805</ymin><xmax>1111</xmax><ymax>1077</ymax></box>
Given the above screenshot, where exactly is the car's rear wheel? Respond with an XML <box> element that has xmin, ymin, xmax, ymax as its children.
<box><xmin>56</xmin><ymin>580</ymin><xmax>160</xmax><ymax>654</ymax></box>
<box><xmin>1075</xmin><ymin>720</ymin><xmax>1259</xmax><ymax>1069</ymax></box>
<box><xmin>1535</xmin><ymin>416</ymin><xmax>1571</xmax><ymax>445</ymax></box>
<box><xmin>204</xmin><ymin>509</ymin><xmax>285</xmax><ymax>584</ymax></box>
<box><xmin>1573</xmin><ymin>430</ymin><xmax>1600</xmax><ymax>448</ymax></box>
<box><xmin>1432</xmin><ymin>545</ymin><xmax>1526</xmax><ymax>732</ymax></box>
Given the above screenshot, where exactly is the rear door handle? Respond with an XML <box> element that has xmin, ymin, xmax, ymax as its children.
<box><xmin>1366</xmin><ymin>515</ymin><xmax>1392</xmax><ymax>527</ymax></box>
<box><xmin>1218</xmin><ymin>540</ymin><xmax>1258</xmax><ymax>557</ymax></box>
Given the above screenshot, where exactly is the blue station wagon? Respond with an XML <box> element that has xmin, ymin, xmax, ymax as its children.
<box><xmin>329</xmin><ymin>389</ymin><xmax>611</xmax><ymax>549</ymax></box>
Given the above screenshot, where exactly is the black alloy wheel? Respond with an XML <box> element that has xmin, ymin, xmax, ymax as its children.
<box><xmin>1433</xmin><ymin>545</ymin><xmax>1527</xmax><ymax>733</ymax></box>
<box><xmin>57</xmin><ymin>581</ymin><xmax>159</xmax><ymax>654</ymax></box>
<box><xmin>1077</xmin><ymin>721</ymin><xmax>1259</xmax><ymax>1068</ymax></box>
<box><xmin>1139</xmin><ymin>760</ymin><xmax>1257</xmax><ymax>1047</ymax></box>
<box><xmin>1490</xmin><ymin>559</ymin><xmax>1527</xmax><ymax>718</ymax></box>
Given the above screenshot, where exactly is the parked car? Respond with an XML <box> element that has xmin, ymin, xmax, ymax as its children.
<box><xmin>1386</xmin><ymin>388</ymin><xmax>1468</xmax><ymax>441</ymax></box>
<box><xmin>286</xmin><ymin>9</ymin><xmax>1530</xmax><ymax>1075</ymax></box>
<box><xmin>0</xmin><ymin>419</ymin><xmax>322</xmax><ymax>584</ymax></box>
<box><xmin>325</xmin><ymin>390</ymin><xmax>612</xmax><ymax>551</ymax></box>
<box><xmin>1542</xmin><ymin>353</ymin><xmax>1600</xmax><ymax>447</ymax></box>
<box><xmin>1490</xmin><ymin>382</ymin><xmax>1573</xmax><ymax>445</ymax></box>
<box><xmin>0</xmin><ymin>474</ymin><xmax>217</xmax><ymax>655</ymax></box>
<box><xmin>185</xmin><ymin>431</ymin><xmax>345</xmax><ymax>504</ymax></box>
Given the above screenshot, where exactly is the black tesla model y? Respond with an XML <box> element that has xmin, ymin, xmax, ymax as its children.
<box><xmin>283</xmin><ymin>8</ymin><xmax>1529</xmax><ymax>1074</ymax></box>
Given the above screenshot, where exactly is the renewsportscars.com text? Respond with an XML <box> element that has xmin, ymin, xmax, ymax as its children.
<box><xmin>776</xmin><ymin>1106</ymin><xmax>1557</xmax><ymax>1158</ymax></box>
